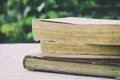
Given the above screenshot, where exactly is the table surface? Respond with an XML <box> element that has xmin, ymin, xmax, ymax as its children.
<box><xmin>0</xmin><ymin>43</ymin><xmax>115</xmax><ymax>80</ymax></box>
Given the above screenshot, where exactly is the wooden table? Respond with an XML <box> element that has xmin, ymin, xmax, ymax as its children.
<box><xmin>0</xmin><ymin>43</ymin><xmax>115</xmax><ymax>80</ymax></box>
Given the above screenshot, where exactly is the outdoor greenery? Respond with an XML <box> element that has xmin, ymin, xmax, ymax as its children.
<box><xmin>0</xmin><ymin>0</ymin><xmax>120</xmax><ymax>43</ymax></box>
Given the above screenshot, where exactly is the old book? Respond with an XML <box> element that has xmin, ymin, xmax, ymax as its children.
<box><xmin>32</xmin><ymin>17</ymin><xmax>120</xmax><ymax>45</ymax></box>
<box><xmin>41</xmin><ymin>41</ymin><xmax>120</xmax><ymax>57</ymax></box>
<box><xmin>23</xmin><ymin>54</ymin><xmax>120</xmax><ymax>78</ymax></box>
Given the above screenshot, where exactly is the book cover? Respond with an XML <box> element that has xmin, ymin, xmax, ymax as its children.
<box><xmin>32</xmin><ymin>17</ymin><xmax>120</xmax><ymax>45</ymax></box>
<box><xmin>23</xmin><ymin>54</ymin><xmax>120</xmax><ymax>78</ymax></box>
<box><xmin>41</xmin><ymin>41</ymin><xmax>120</xmax><ymax>56</ymax></box>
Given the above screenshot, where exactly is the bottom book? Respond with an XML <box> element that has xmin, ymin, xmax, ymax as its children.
<box><xmin>23</xmin><ymin>54</ymin><xmax>120</xmax><ymax>78</ymax></box>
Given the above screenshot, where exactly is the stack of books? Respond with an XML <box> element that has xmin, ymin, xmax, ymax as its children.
<box><xmin>23</xmin><ymin>17</ymin><xmax>120</xmax><ymax>78</ymax></box>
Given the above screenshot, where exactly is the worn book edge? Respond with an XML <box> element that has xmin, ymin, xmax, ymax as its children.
<box><xmin>34</xmin><ymin>17</ymin><xmax>120</xmax><ymax>25</ymax></box>
<box><xmin>23</xmin><ymin>53</ymin><xmax>120</xmax><ymax>78</ymax></box>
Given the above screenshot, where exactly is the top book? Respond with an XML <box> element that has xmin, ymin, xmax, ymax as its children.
<box><xmin>32</xmin><ymin>17</ymin><xmax>120</xmax><ymax>45</ymax></box>
<box><xmin>40</xmin><ymin>17</ymin><xmax>120</xmax><ymax>25</ymax></box>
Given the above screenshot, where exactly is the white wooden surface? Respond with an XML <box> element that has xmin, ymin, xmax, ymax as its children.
<box><xmin>0</xmin><ymin>43</ymin><xmax>115</xmax><ymax>80</ymax></box>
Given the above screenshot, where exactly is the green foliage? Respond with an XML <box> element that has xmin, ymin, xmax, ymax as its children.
<box><xmin>27</xmin><ymin>32</ymin><xmax>33</xmax><ymax>40</ymax></box>
<box><xmin>1</xmin><ymin>24</ymin><xmax>11</xmax><ymax>35</ymax></box>
<box><xmin>0</xmin><ymin>0</ymin><xmax>120</xmax><ymax>43</ymax></box>
<box><xmin>22</xmin><ymin>0</ymin><xmax>29</xmax><ymax>6</ymax></box>
<box><xmin>47</xmin><ymin>11</ymin><xmax>58</xmax><ymax>18</ymax></box>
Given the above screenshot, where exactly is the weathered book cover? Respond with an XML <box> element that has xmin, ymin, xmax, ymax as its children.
<box><xmin>41</xmin><ymin>41</ymin><xmax>120</xmax><ymax>56</ymax></box>
<box><xmin>32</xmin><ymin>17</ymin><xmax>120</xmax><ymax>45</ymax></box>
<box><xmin>23</xmin><ymin>53</ymin><xmax>120</xmax><ymax>78</ymax></box>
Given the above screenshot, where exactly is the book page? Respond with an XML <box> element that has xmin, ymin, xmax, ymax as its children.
<box><xmin>40</xmin><ymin>17</ymin><xmax>120</xmax><ymax>25</ymax></box>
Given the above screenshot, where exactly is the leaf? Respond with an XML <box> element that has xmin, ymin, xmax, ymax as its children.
<box><xmin>49</xmin><ymin>0</ymin><xmax>56</xmax><ymax>4</ymax></box>
<box><xmin>59</xmin><ymin>11</ymin><xmax>68</xmax><ymax>17</ymax></box>
<box><xmin>22</xmin><ymin>0</ymin><xmax>28</xmax><ymax>5</ymax></box>
<box><xmin>1</xmin><ymin>24</ymin><xmax>12</xmax><ymax>36</ymax></box>
<box><xmin>7</xmin><ymin>0</ymin><xmax>12</xmax><ymax>9</ymax></box>
<box><xmin>102</xmin><ymin>16</ymin><xmax>109</xmax><ymax>19</ymax></box>
<box><xmin>1</xmin><ymin>24</ymin><xmax>10</xmax><ymax>33</ymax></box>
<box><xmin>47</xmin><ymin>11</ymin><xmax>58</xmax><ymax>18</ymax></box>
<box><xmin>90</xmin><ymin>0</ymin><xmax>96</xmax><ymax>7</ymax></box>
<box><xmin>40</xmin><ymin>14</ymin><xmax>47</xmax><ymax>19</ymax></box>
<box><xmin>117</xmin><ymin>16</ymin><xmax>120</xmax><ymax>20</ymax></box>
<box><xmin>25</xmin><ymin>17</ymin><xmax>33</xmax><ymax>25</ymax></box>
<box><xmin>27</xmin><ymin>32</ymin><xmax>33</xmax><ymax>40</ymax></box>
<box><xmin>71</xmin><ymin>0</ymin><xmax>79</xmax><ymax>6</ymax></box>
<box><xmin>24</xmin><ymin>6</ymin><xmax>31</xmax><ymax>17</ymax></box>
<box><xmin>37</xmin><ymin>2</ymin><xmax>45</xmax><ymax>12</ymax></box>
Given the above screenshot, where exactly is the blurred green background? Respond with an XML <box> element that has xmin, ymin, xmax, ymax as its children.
<box><xmin>0</xmin><ymin>0</ymin><xmax>120</xmax><ymax>43</ymax></box>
